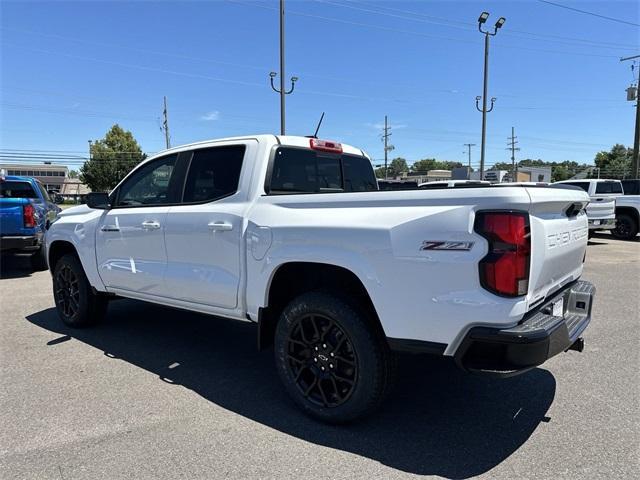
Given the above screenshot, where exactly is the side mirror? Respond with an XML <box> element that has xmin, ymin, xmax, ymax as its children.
<box><xmin>86</xmin><ymin>192</ymin><xmax>111</xmax><ymax>209</ymax></box>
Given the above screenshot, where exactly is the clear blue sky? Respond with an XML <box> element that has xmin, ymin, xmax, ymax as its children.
<box><xmin>1</xmin><ymin>0</ymin><xmax>638</xmax><ymax>170</ymax></box>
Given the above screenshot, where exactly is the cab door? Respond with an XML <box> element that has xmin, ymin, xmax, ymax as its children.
<box><xmin>163</xmin><ymin>144</ymin><xmax>248</xmax><ymax>309</ymax></box>
<box><xmin>95</xmin><ymin>154</ymin><xmax>180</xmax><ymax>296</ymax></box>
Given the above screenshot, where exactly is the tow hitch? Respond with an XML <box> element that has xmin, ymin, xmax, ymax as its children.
<box><xmin>568</xmin><ymin>337</ymin><xmax>585</xmax><ymax>353</ymax></box>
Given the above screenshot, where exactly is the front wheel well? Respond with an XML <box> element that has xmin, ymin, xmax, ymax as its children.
<box><xmin>258</xmin><ymin>262</ymin><xmax>384</xmax><ymax>350</ymax></box>
<box><xmin>48</xmin><ymin>240</ymin><xmax>79</xmax><ymax>272</ymax></box>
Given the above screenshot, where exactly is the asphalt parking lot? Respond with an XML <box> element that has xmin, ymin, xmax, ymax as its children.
<box><xmin>0</xmin><ymin>233</ymin><xmax>638</xmax><ymax>479</ymax></box>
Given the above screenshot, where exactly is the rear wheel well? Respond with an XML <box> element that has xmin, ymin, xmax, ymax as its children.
<box><xmin>258</xmin><ymin>262</ymin><xmax>384</xmax><ymax>350</ymax></box>
<box><xmin>48</xmin><ymin>241</ymin><xmax>79</xmax><ymax>272</ymax></box>
<box><xmin>616</xmin><ymin>206</ymin><xmax>639</xmax><ymax>224</ymax></box>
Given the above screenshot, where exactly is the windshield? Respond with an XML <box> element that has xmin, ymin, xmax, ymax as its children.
<box><xmin>0</xmin><ymin>181</ymin><xmax>38</xmax><ymax>199</ymax></box>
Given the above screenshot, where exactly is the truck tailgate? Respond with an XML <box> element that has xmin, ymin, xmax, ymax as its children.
<box><xmin>0</xmin><ymin>198</ymin><xmax>29</xmax><ymax>235</ymax></box>
<box><xmin>587</xmin><ymin>196</ymin><xmax>616</xmax><ymax>220</ymax></box>
<box><xmin>525</xmin><ymin>187</ymin><xmax>589</xmax><ymax>310</ymax></box>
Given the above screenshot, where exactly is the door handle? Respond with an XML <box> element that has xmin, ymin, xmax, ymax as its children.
<box><xmin>141</xmin><ymin>220</ymin><xmax>161</xmax><ymax>230</ymax></box>
<box><xmin>208</xmin><ymin>221</ymin><xmax>233</xmax><ymax>232</ymax></box>
<box><xmin>100</xmin><ymin>225</ymin><xmax>120</xmax><ymax>232</ymax></box>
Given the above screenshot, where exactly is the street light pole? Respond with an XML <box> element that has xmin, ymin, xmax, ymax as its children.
<box><xmin>620</xmin><ymin>55</ymin><xmax>640</xmax><ymax>179</ymax></box>
<box><xmin>279</xmin><ymin>0</ymin><xmax>285</xmax><ymax>135</ymax></box>
<box><xmin>476</xmin><ymin>12</ymin><xmax>505</xmax><ymax>179</ymax></box>
<box><xmin>269</xmin><ymin>0</ymin><xmax>298</xmax><ymax>135</ymax></box>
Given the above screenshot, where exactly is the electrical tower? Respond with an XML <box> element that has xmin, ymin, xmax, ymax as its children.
<box><xmin>162</xmin><ymin>96</ymin><xmax>171</xmax><ymax>150</ymax></box>
<box><xmin>381</xmin><ymin>115</ymin><xmax>394</xmax><ymax>179</ymax></box>
<box><xmin>506</xmin><ymin>127</ymin><xmax>520</xmax><ymax>181</ymax></box>
<box><xmin>463</xmin><ymin>143</ymin><xmax>476</xmax><ymax>179</ymax></box>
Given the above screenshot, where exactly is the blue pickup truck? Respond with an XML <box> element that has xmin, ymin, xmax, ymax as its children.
<box><xmin>0</xmin><ymin>174</ymin><xmax>61</xmax><ymax>269</ymax></box>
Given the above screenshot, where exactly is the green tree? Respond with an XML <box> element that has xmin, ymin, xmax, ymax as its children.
<box><xmin>374</xmin><ymin>167</ymin><xmax>386</xmax><ymax>179</ymax></box>
<box><xmin>387</xmin><ymin>157</ymin><xmax>409</xmax><ymax>177</ymax></box>
<box><xmin>80</xmin><ymin>124</ymin><xmax>146</xmax><ymax>191</ymax></box>
<box><xmin>68</xmin><ymin>170</ymin><xmax>79</xmax><ymax>179</ymax></box>
<box><xmin>411</xmin><ymin>158</ymin><xmax>463</xmax><ymax>173</ymax></box>
<box><xmin>593</xmin><ymin>144</ymin><xmax>632</xmax><ymax>179</ymax></box>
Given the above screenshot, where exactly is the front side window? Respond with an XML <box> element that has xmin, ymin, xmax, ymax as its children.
<box><xmin>183</xmin><ymin>145</ymin><xmax>245</xmax><ymax>203</ymax></box>
<box><xmin>116</xmin><ymin>155</ymin><xmax>177</xmax><ymax>206</ymax></box>
<box><xmin>595</xmin><ymin>181</ymin><xmax>622</xmax><ymax>194</ymax></box>
<box><xmin>268</xmin><ymin>147</ymin><xmax>376</xmax><ymax>194</ymax></box>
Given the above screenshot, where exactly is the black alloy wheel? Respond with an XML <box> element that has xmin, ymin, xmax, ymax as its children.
<box><xmin>274</xmin><ymin>291</ymin><xmax>394</xmax><ymax>423</ymax></box>
<box><xmin>52</xmin><ymin>253</ymin><xmax>108</xmax><ymax>327</ymax></box>
<box><xmin>54</xmin><ymin>264</ymin><xmax>80</xmax><ymax>319</ymax></box>
<box><xmin>285</xmin><ymin>313</ymin><xmax>358</xmax><ymax>408</ymax></box>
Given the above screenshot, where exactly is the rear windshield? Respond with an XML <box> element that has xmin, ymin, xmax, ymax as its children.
<box><xmin>268</xmin><ymin>147</ymin><xmax>377</xmax><ymax>194</ymax></box>
<box><xmin>595</xmin><ymin>182</ymin><xmax>623</xmax><ymax>194</ymax></box>
<box><xmin>0</xmin><ymin>181</ymin><xmax>38</xmax><ymax>199</ymax></box>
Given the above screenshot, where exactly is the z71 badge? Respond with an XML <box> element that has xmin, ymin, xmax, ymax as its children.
<box><xmin>420</xmin><ymin>241</ymin><xmax>474</xmax><ymax>251</ymax></box>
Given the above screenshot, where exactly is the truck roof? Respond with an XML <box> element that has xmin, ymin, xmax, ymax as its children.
<box><xmin>555</xmin><ymin>179</ymin><xmax>622</xmax><ymax>184</ymax></box>
<box><xmin>152</xmin><ymin>134</ymin><xmax>369</xmax><ymax>160</ymax></box>
<box><xmin>0</xmin><ymin>175</ymin><xmax>36</xmax><ymax>182</ymax></box>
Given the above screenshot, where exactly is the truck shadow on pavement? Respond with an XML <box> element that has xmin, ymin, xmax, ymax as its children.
<box><xmin>27</xmin><ymin>300</ymin><xmax>556</xmax><ymax>479</ymax></box>
<box><xmin>0</xmin><ymin>254</ymin><xmax>37</xmax><ymax>279</ymax></box>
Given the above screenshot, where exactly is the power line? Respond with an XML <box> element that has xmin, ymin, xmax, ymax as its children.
<box><xmin>315</xmin><ymin>0</ymin><xmax>637</xmax><ymax>51</ymax></box>
<box><xmin>227</xmin><ymin>0</ymin><xmax>620</xmax><ymax>59</ymax></box>
<box><xmin>537</xmin><ymin>0</ymin><xmax>640</xmax><ymax>28</ymax></box>
<box><xmin>349</xmin><ymin>0</ymin><xmax>637</xmax><ymax>49</ymax></box>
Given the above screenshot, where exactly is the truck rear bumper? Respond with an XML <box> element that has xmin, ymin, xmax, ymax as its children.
<box><xmin>454</xmin><ymin>280</ymin><xmax>595</xmax><ymax>377</ymax></box>
<box><xmin>588</xmin><ymin>218</ymin><xmax>616</xmax><ymax>230</ymax></box>
<box><xmin>0</xmin><ymin>234</ymin><xmax>43</xmax><ymax>253</ymax></box>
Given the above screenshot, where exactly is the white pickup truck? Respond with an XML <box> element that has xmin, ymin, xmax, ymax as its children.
<box><xmin>613</xmin><ymin>179</ymin><xmax>640</xmax><ymax>240</ymax></box>
<box><xmin>46</xmin><ymin>135</ymin><xmax>595</xmax><ymax>423</ymax></box>
<box><xmin>555</xmin><ymin>179</ymin><xmax>621</xmax><ymax>235</ymax></box>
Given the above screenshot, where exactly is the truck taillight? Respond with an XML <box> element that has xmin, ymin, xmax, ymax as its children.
<box><xmin>474</xmin><ymin>211</ymin><xmax>530</xmax><ymax>297</ymax></box>
<box><xmin>23</xmin><ymin>203</ymin><xmax>36</xmax><ymax>228</ymax></box>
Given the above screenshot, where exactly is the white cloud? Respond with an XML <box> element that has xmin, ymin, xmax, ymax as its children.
<box><xmin>200</xmin><ymin>111</ymin><xmax>220</xmax><ymax>121</ymax></box>
<box><xmin>365</xmin><ymin>122</ymin><xmax>407</xmax><ymax>130</ymax></box>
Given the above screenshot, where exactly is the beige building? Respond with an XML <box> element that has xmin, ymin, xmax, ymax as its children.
<box><xmin>0</xmin><ymin>163</ymin><xmax>68</xmax><ymax>192</ymax></box>
<box><xmin>60</xmin><ymin>179</ymin><xmax>91</xmax><ymax>202</ymax></box>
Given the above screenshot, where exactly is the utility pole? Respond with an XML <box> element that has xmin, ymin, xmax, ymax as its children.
<box><xmin>621</xmin><ymin>55</ymin><xmax>640</xmax><ymax>179</ymax></box>
<box><xmin>506</xmin><ymin>127</ymin><xmax>520</xmax><ymax>181</ymax></box>
<box><xmin>162</xmin><ymin>96</ymin><xmax>171</xmax><ymax>149</ymax></box>
<box><xmin>88</xmin><ymin>140</ymin><xmax>92</xmax><ymax>161</ymax></box>
<box><xmin>463</xmin><ymin>143</ymin><xmax>476</xmax><ymax>179</ymax></box>
<box><xmin>381</xmin><ymin>115</ymin><xmax>394</xmax><ymax>179</ymax></box>
<box><xmin>476</xmin><ymin>12</ymin><xmax>505</xmax><ymax>179</ymax></box>
<box><xmin>269</xmin><ymin>0</ymin><xmax>298</xmax><ymax>135</ymax></box>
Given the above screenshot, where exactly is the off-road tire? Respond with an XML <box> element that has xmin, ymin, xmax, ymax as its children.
<box><xmin>274</xmin><ymin>291</ymin><xmax>394</xmax><ymax>423</ymax></box>
<box><xmin>52</xmin><ymin>253</ymin><xmax>108</xmax><ymax>328</ymax></box>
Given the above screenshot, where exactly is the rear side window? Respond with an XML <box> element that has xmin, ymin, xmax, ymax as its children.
<box><xmin>562</xmin><ymin>182</ymin><xmax>590</xmax><ymax>192</ymax></box>
<box><xmin>268</xmin><ymin>147</ymin><xmax>376</xmax><ymax>194</ymax></box>
<box><xmin>595</xmin><ymin>182</ymin><xmax>623</xmax><ymax>194</ymax></box>
<box><xmin>183</xmin><ymin>145</ymin><xmax>245</xmax><ymax>203</ymax></box>
<box><xmin>621</xmin><ymin>180</ymin><xmax>640</xmax><ymax>195</ymax></box>
<box><xmin>0</xmin><ymin>181</ymin><xmax>37</xmax><ymax>198</ymax></box>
